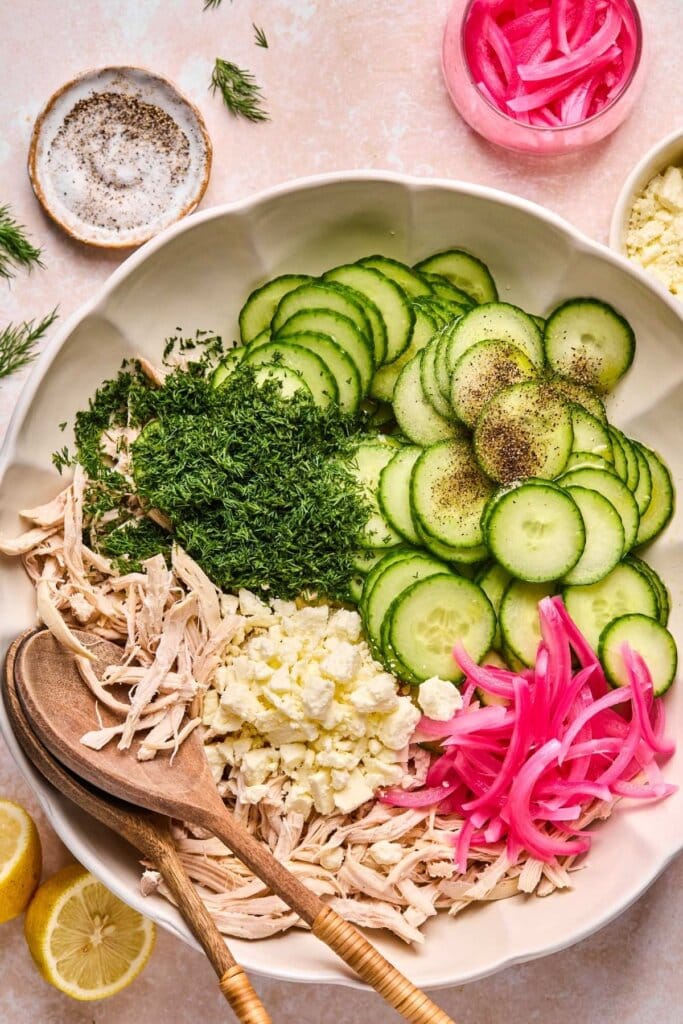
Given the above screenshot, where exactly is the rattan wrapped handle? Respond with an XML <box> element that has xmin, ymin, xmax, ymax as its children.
<box><xmin>219</xmin><ymin>966</ymin><xmax>272</xmax><ymax>1023</ymax></box>
<box><xmin>312</xmin><ymin>906</ymin><xmax>455</xmax><ymax>1024</ymax></box>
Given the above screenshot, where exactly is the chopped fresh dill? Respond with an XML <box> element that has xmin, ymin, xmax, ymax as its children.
<box><xmin>52</xmin><ymin>446</ymin><xmax>72</xmax><ymax>475</ymax></box>
<box><xmin>0</xmin><ymin>204</ymin><xmax>43</xmax><ymax>280</ymax></box>
<box><xmin>58</xmin><ymin>421</ymin><xmax>67</xmax><ymax>431</ymax></box>
<box><xmin>0</xmin><ymin>310</ymin><xmax>58</xmax><ymax>379</ymax></box>
<box><xmin>162</xmin><ymin>328</ymin><xmax>224</xmax><ymax>365</ymax></box>
<box><xmin>203</xmin><ymin>0</ymin><xmax>224</xmax><ymax>8</ymax></box>
<box><xmin>67</xmin><ymin>356</ymin><xmax>371</xmax><ymax>599</ymax></box>
<box><xmin>253</xmin><ymin>23</ymin><xmax>268</xmax><ymax>48</ymax></box>
<box><xmin>210</xmin><ymin>58</ymin><xmax>269</xmax><ymax>122</ymax></box>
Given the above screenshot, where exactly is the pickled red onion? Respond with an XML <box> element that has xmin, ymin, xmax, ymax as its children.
<box><xmin>458</xmin><ymin>0</ymin><xmax>638</xmax><ymax>128</ymax></box>
<box><xmin>381</xmin><ymin>597</ymin><xmax>676</xmax><ymax>867</ymax></box>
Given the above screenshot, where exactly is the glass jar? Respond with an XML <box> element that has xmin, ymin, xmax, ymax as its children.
<box><xmin>442</xmin><ymin>0</ymin><xmax>646</xmax><ymax>155</ymax></box>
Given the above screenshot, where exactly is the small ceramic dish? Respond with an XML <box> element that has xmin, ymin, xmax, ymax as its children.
<box><xmin>28</xmin><ymin>66</ymin><xmax>212</xmax><ymax>249</ymax></box>
<box><xmin>609</xmin><ymin>125</ymin><xmax>683</xmax><ymax>255</ymax></box>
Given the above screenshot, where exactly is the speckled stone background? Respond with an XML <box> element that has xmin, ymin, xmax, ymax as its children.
<box><xmin>1</xmin><ymin>1</ymin><xmax>682</xmax><ymax>1020</ymax></box>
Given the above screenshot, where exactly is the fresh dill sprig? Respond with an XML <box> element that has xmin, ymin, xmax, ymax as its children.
<box><xmin>0</xmin><ymin>309</ymin><xmax>57</xmax><ymax>379</ymax></box>
<box><xmin>203</xmin><ymin>0</ymin><xmax>223</xmax><ymax>8</ymax></box>
<box><xmin>253</xmin><ymin>23</ymin><xmax>268</xmax><ymax>48</ymax></box>
<box><xmin>210</xmin><ymin>58</ymin><xmax>269</xmax><ymax>122</ymax></box>
<box><xmin>0</xmin><ymin>204</ymin><xmax>44</xmax><ymax>280</ymax></box>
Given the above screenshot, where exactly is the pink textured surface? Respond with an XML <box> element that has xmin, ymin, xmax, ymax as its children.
<box><xmin>1</xmin><ymin>1</ymin><xmax>682</xmax><ymax>1020</ymax></box>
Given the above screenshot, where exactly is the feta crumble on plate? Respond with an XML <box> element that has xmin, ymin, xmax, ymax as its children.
<box><xmin>202</xmin><ymin>590</ymin><xmax>421</xmax><ymax>816</ymax></box>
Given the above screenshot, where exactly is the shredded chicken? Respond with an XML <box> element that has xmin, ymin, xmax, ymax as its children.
<box><xmin>1</xmin><ymin>471</ymin><xmax>602</xmax><ymax>944</ymax></box>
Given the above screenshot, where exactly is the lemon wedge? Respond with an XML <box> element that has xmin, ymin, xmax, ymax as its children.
<box><xmin>0</xmin><ymin>798</ymin><xmax>42</xmax><ymax>923</ymax></box>
<box><xmin>24</xmin><ymin>864</ymin><xmax>156</xmax><ymax>1000</ymax></box>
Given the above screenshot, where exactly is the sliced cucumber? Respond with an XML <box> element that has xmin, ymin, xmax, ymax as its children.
<box><xmin>393</xmin><ymin>353</ymin><xmax>462</xmax><ymax>447</ymax></box>
<box><xmin>563</xmin><ymin>562</ymin><xmax>659</xmax><ymax>652</ymax></box>
<box><xmin>414</xmin><ymin>249</ymin><xmax>498</xmax><ymax>304</ymax></box>
<box><xmin>211</xmin><ymin>347</ymin><xmax>246</xmax><ymax>388</ymax></box>
<box><xmin>564</xmin><ymin>451</ymin><xmax>616</xmax><ymax>474</ymax></box>
<box><xmin>413</xmin><ymin>297</ymin><xmax>467</xmax><ymax>327</ymax></box>
<box><xmin>387</xmin><ymin>573</ymin><xmax>495</xmax><ymax>682</ymax></box>
<box><xmin>359</xmin><ymin>255</ymin><xmax>432</xmax><ymax>298</ymax></box>
<box><xmin>360</xmin><ymin>547</ymin><xmax>416</xmax><ymax>618</ymax></box>
<box><xmin>631</xmin><ymin>442</ymin><xmax>653</xmax><ymax>516</ymax></box>
<box><xmin>608</xmin><ymin>428</ymin><xmax>628</xmax><ymax>482</ymax></box>
<box><xmin>474</xmin><ymin>382</ymin><xmax>573</xmax><ymax>484</ymax></box>
<box><xmin>447</xmin><ymin>303</ymin><xmax>545</xmax><ymax>372</ymax></box>
<box><xmin>271</xmin><ymin>281</ymin><xmax>373</xmax><ymax>355</ymax></box>
<box><xmin>499</xmin><ymin>579</ymin><xmax>555</xmax><ymax>667</ymax></box>
<box><xmin>243</xmin><ymin>341</ymin><xmax>338</xmax><ymax>408</ymax></box>
<box><xmin>239</xmin><ymin>274</ymin><xmax>313</xmax><ymax>344</ymax></box>
<box><xmin>544</xmin><ymin>298</ymin><xmax>635</xmax><ymax>393</ymax></box>
<box><xmin>246</xmin><ymin>329</ymin><xmax>273</xmax><ymax>352</ymax></box>
<box><xmin>414</xmin><ymin>517</ymin><xmax>488</xmax><ymax>564</ymax></box>
<box><xmin>599</xmin><ymin>614</ymin><xmax>677</xmax><ymax>696</ymax></box>
<box><xmin>485</xmin><ymin>480</ymin><xmax>585</xmax><ymax>582</ymax></box>
<box><xmin>378</xmin><ymin>446</ymin><xmax>422</xmax><ymax>545</ymax></box>
<box><xmin>324</xmin><ymin>264</ymin><xmax>414</xmax><ymax>363</ymax></box>
<box><xmin>348</xmin><ymin>575</ymin><xmax>364</xmax><ymax>604</ymax></box>
<box><xmin>364</xmin><ymin>552</ymin><xmax>446</xmax><ymax>663</ymax></box>
<box><xmin>545</xmin><ymin>373</ymin><xmax>607</xmax><ymax>422</ymax></box>
<box><xmin>275</xmin><ymin>308</ymin><xmax>374</xmax><ymax>392</ymax></box>
<box><xmin>476</xmin><ymin>562</ymin><xmax>511</xmax><ymax>650</ymax></box>
<box><xmin>272</xmin><ymin>331</ymin><xmax>361</xmax><ymax>413</ymax></box>
<box><xmin>411</xmin><ymin>440</ymin><xmax>494</xmax><ymax>549</ymax></box>
<box><xmin>557</xmin><ymin>467</ymin><xmax>640</xmax><ymax>552</ymax></box>
<box><xmin>351</xmin><ymin>548</ymin><xmax>392</xmax><ymax>574</ymax></box>
<box><xmin>418</xmin><ymin>272</ymin><xmax>477</xmax><ymax>307</ymax></box>
<box><xmin>634</xmin><ymin>445</ymin><xmax>675</xmax><ymax>547</ymax></box>
<box><xmin>349</xmin><ymin>442</ymin><xmax>403</xmax><ymax>549</ymax></box>
<box><xmin>370</xmin><ymin>306</ymin><xmax>437</xmax><ymax>402</ymax></box>
<box><xmin>625</xmin><ymin>556</ymin><xmax>670</xmax><ymax>626</ymax></box>
<box><xmin>611</xmin><ymin>429</ymin><xmax>640</xmax><ymax>492</ymax></box>
<box><xmin>420</xmin><ymin>332</ymin><xmax>454</xmax><ymax>419</ymax></box>
<box><xmin>450</xmin><ymin>340</ymin><xmax>538</xmax><ymax>428</ymax></box>
<box><xmin>436</xmin><ymin>319</ymin><xmax>460</xmax><ymax>401</ymax></box>
<box><xmin>562</xmin><ymin>486</ymin><xmax>625</xmax><ymax>585</ymax></box>
<box><xmin>571</xmin><ymin>406</ymin><xmax>613</xmax><ymax>461</ymax></box>
<box><xmin>253</xmin><ymin>364</ymin><xmax>311</xmax><ymax>400</ymax></box>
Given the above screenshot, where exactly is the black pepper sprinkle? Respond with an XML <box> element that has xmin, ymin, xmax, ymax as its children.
<box><xmin>47</xmin><ymin>91</ymin><xmax>193</xmax><ymax>234</ymax></box>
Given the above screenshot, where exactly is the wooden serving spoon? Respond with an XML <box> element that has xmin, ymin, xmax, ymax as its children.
<box><xmin>12</xmin><ymin>627</ymin><xmax>455</xmax><ymax>1024</ymax></box>
<box><xmin>3</xmin><ymin>632</ymin><xmax>271</xmax><ymax>1024</ymax></box>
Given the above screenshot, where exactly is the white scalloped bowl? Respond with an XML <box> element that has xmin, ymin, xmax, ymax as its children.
<box><xmin>1</xmin><ymin>173</ymin><xmax>682</xmax><ymax>991</ymax></box>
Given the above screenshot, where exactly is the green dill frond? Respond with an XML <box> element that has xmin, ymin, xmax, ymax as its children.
<box><xmin>210</xmin><ymin>58</ymin><xmax>269</xmax><ymax>122</ymax></box>
<box><xmin>253</xmin><ymin>23</ymin><xmax>268</xmax><ymax>48</ymax></box>
<box><xmin>0</xmin><ymin>204</ymin><xmax>44</xmax><ymax>280</ymax></box>
<box><xmin>0</xmin><ymin>309</ymin><xmax>58</xmax><ymax>379</ymax></box>
<box><xmin>203</xmin><ymin>0</ymin><xmax>223</xmax><ymax>9</ymax></box>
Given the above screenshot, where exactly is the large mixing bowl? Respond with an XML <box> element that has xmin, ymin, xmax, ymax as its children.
<box><xmin>1</xmin><ymin>172</ymin><xmax>682</xmax><ymax>989</ymax></box>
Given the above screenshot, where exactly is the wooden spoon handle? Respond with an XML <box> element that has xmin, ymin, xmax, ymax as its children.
<box><xmin>312</xmin><ymin>905</ymin><xmax>455</xmax><ymax>1024</ymax></box>
<box><xmin>156</xmin><ymin>847</ymin><xmax>271</xmax><ymax>1023</ymax></box>
<box><xmin>206</xmin><ymin>810</ymin><xmax>453</xmax><ymax>1023</ymax></box>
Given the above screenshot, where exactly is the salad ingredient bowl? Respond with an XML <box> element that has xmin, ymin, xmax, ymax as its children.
<box><xmin>1</xmin><ymin>172</ymin><xmax>682</xmax><ymax>989</ymax></box>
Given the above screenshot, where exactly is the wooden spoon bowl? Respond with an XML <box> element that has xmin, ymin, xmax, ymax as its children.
<box><xmin>13</xmin><ymin>627</ymin><xmax>455</xmax><ymax>1024</ymax></box>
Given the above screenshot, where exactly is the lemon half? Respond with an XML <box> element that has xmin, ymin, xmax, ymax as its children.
<box><xmin>0</xmin><ymin>798</ymin><xmax>42</xmax><ymax>923</ymax></box>
<box><xmin>24</xmin><ymin>864</ymin><xmax>156</xmax><ymax>1001</ymax></box>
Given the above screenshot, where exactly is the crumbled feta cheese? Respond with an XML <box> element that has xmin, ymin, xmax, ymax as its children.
<box><xmin>328</xmin><ymin>608</ymin><xmax>362</xmax><ymax>642</ymax></box>
<box><xmin>204</xmin><ymin>589</ymin><xmax>423</xmax><ymax>816</ymax></box>
<box><xmin>301</xmin><ymin>674</ymin><xmax>335</xmax><ymax>720</ymax></box>
<box><xmin>368</xmin><ymin>840</ymin><xmax>403</xmax><ymax>866</ymax></box>
<box><xmin>309</xmin><ymin>770</ymin><xmax>335</xmax><ymax>814</ymax></box>
<box><xmin>285</xmin><ymin>784</ymin><xmax>313</xmax><ymax>817</ymax></box>
<box><xmin>417</xmin><ymin>677</ymin><xmax>462</xmax><ymax>721</ymax></box>
<box><xmin>376</xmin><ymin>698</ymin><xmax>422</xmax><ymax>750</ymax></box>
<box><xmin>627</xmin><ymin>164</ymin><xmax>683</xmax><ymax>296</ymax></box>
<box><xmin>350</xmin><ymin>674</ymin><xmax>399</xmax><ymax>713</ymax></box>
<box><xmin>319</xmin><ymin>641</ymin><xmax>360</xmax><ymax>683</ymax></box>
<box><xmin>241</xmin><ymin>747</ymin><xmax>280</xmax><ymax>786</ymax></box>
